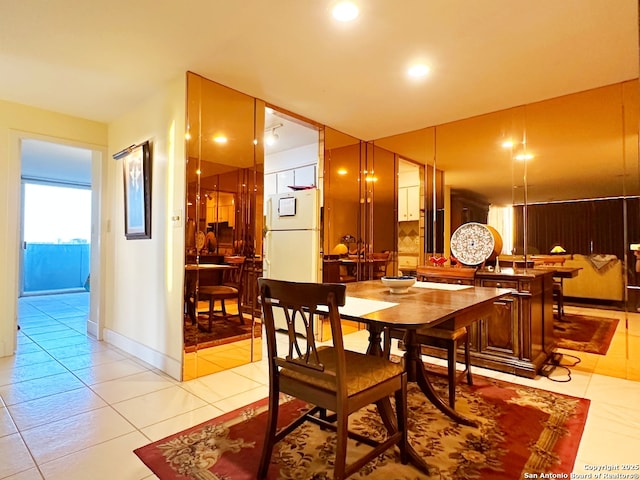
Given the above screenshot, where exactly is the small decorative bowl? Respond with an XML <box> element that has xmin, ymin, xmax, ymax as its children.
<box><xmin>381</xmin><ymin>276</ymin><xmax>417</xmax><ymax>294</ymax></box>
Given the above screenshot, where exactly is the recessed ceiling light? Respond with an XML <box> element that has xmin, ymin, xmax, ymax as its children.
<box><xmin>332</xmin><ymin>1</ymin><xmax>359</xmax><ymax>21</ymax></box>
<box><xmin>408</xmin><ymin>64</ymin><xmax>430</xmax><ymax>78</ymax></box>
<box><xmin>213</xmin><ymin>136</ymin><xmax>227</xmax><ymax>144</ymax></box>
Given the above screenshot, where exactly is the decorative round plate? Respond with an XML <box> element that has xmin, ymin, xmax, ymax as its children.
<box><xmin>450</xmin><ymin>223</ymin><xmax>497</xmax><ymax>266</ymax></box>
<box><xmin>195</xmin><ymin>231</ymin><xmax>205</xmax><ymax>250</ymax></box>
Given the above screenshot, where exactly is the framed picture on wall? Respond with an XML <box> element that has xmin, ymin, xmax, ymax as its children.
<box><xmin>121</xmin><ymin>141</ymin><xmax>152</xmax><ymax>239</ymax></box>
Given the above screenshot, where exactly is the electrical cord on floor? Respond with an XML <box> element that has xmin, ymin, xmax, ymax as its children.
<box><xmin>558</xmin><ymin>353</ymin><xmax>581</xmax><ymax>368</ymax></box>
<box><xmin>539</xmin><ymin>351</ymin><xmax>581</xmax><ymax>383</ymax></box>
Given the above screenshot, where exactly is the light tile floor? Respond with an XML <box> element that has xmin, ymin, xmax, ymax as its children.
<box><xmin>1</xmin><ymin>292</ymin><xmax>639</xmax><ymax>479</ymax></box>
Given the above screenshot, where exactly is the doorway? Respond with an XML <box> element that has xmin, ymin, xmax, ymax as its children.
<box><xmin>16</xmin><ymin>136</ymin><xmax>103</xmax><ymax>340</ymax></box>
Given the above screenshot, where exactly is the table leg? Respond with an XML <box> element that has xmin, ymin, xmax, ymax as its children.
<box><xmin>366</xmin><ymin>325</ymin><xmax>430</xmax><ymax>474</ymax></box>
<box><xmin>366</xmin><ymin>325</ymin><xmax>384</xmax><ymax>356</ymax></box>
<box><xmin>555</xmin><ymin>277</ymin><xmax>568</xmax><ymax>322</ymax></box>
<box><xmin>403</xmin><ymin>330</ymin><xmax>478</xmax><ymax>428</ymax></box>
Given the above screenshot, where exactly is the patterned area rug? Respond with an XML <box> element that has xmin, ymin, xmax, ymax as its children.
<box><xmin>184</xmin><ymin>315</ymin><xmax>261</xmax><ymax>352</ymax></box>
<box><xmin>554</xmin><ymin>313</ymin><xmax>619</xmax><ymax>355</ymax></box>
<box><xmin>134</xmin><ymin>375</ymin><xmax>589</xmax><ymax>479</ymax></box>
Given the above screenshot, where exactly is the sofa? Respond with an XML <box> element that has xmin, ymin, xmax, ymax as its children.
<box><xmin>558</xmin><ymin>254</ymin><xmax>624</xmax><ymax>302</ymax></box>
<box><xmin>497</xmin><ymin>253</ymin><xmax>625</xmax><ymax>303</ymax></box>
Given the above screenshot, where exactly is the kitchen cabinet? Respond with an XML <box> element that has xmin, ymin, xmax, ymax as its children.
<box><xmin>399</xmin><ymin>185</ymin><xmax>420</xmax><ymax>221</ymax></box>
<box><xmin>294</xmin><ymin>164</ymin><xmax>316</xmax><ymax>186</ymax></box>
<box><xmin>206</xmin><ymin>194</ymin><xmax>235</xmax><ymax>227</ymax></box>
<box><xmin>271</xmin><ymin>164</ymin><xmax>317</xmax><ymax>193</ymax></box>
<box><xmin>276</xmin><ymin>170</ymin><xmax>295</xmax><ymax>193</ymax></box>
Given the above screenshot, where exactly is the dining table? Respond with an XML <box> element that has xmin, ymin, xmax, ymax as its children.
<box><xmin>339</xmin><ymin>280</ymin><xmax>510</xmax><ymax>427</ymax></box>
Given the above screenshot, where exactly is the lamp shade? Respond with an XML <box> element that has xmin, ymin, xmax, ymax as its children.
<box><xmin>332</xmin><ymin>243</ymin><xmax>348</xmax><ymax>255</ymax></box>
<box><xmin>550</xmin><ymin>245</ymin><xmax>566</xmax><ymax>254</ymax></box>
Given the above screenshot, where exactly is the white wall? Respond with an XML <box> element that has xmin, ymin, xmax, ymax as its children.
<box><xmin>0</xmin><ymin>74</ymin><xmax>187</xmax><ymax>382</ymax></box>
<box><xmin>0</xmin><ymin>100</ymin><xmax>108</xmax><ymax>358</ymax></box>
<box><xmin>264</xmin><ymin>143</ymin><xmax>317</xmax><ymax>174</ymax></box>
<box><xmin>104</xmin><ymin>75</ymin><xmax>186</xmax><ymax>379</ymax></box>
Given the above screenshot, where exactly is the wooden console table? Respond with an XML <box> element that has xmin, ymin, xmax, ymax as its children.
<box><xmin>416</xmin><ymin>266</ymin><xmax>555</xmax><ymax>378</ymax></box>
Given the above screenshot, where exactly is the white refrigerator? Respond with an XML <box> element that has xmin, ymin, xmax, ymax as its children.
<box><xmin>263</xmin><ymin>189</ymin><xmax>322</xmax><ymax>334</ymax></box>
<box><xmin>263</xmin><ymin>188</ymin><xmax>321</xmax><ymax>282</ymax></box>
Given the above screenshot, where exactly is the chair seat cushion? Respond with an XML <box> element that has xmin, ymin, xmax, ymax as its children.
<box><xmin>199</xmin><ymin>285</ymin><xmax>238</xmax><ymax>298</ymax></box>
<box><xmin>281</xmin><ymin>347</ymin><xmax>404</xmax><ymax>396</ymax></box>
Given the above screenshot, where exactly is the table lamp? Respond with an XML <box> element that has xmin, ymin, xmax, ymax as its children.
<box><xmin>332</xmin><ymin>243</ymin><xmax>348</xmax><ymax>255</ymax></box>
<box><xmin>550</xmin><ymin>245</ymin><xmax>566</xmax><ymax>254</ymax></box>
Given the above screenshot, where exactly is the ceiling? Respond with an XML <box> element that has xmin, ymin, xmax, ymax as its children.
<box><xmin>3</xmin><ymin>1</ymin><xmax>638</xmax><ymax>202</ymax></box>
<box><xmin>21</xmin><ymin>140</ymin><xmax>92</xmax><ymax>185</ymax></box>
<box><xmin>1</xmin><ymin>0</ymin><xmax>636</xmax><ymax>140</ymax></box>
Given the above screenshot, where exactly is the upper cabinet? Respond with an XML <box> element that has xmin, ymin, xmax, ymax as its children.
<box><xmin>399</xmin><ymin>185</ymin><xmax>420</xmax><ymax>221</ymax></box>
<box><xmin>398</xmin><ymin>160</ymin><xmax>421</xmax><ymax>222</ymax></box>
<box><xmin>264</xmin><ymin>126</ymin><xmax>320</xmax><ymax>197</ymax></box>
<box><xmin>293</xmin><ymin>164</ymin><xmax>316</xmax><ymax>187</ymax></box>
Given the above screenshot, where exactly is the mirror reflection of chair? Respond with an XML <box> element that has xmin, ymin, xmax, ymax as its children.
<box><xmin>339</xmin><ymin>259</ymin><xmax>358</xmax><ymax>283</ymax></box>
<box><xmin>257</xmin><ymin>278</ymin><xmax>408</xmax><ymax>480</ymax></box>
<box><xmin>198</xmin><ymin>255</ymin><xmax>246</xmax><ymax>331</ymax></box>
<box><xmin>534</xmin><ymin>255</ymin><xmax>567</xmax><ymax>319</ymax></box>
<box><xmin>369</xmin><ymin>251</ymin><xmax>391</xmax><ymax>279</ymax></box>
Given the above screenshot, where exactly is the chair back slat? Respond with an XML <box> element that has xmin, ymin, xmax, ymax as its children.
<box><xmin>223</xmin><ymin>255</ymin><xmax>245</xmax><ymax>285</ymax></box>
<box><xmin>258</xmin><ymin>278</ymin><xmax>346</xmax><ymax>384</ymax></box>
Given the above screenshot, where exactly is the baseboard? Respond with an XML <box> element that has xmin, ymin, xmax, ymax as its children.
<box><xmin>86</xmin><ymin>319</ymin><xmax>99</xmax><ymax>339</ymax></box>
<box><xmin>103</xmin><ymin>328</ymin><xmax>182</xmax><ymax>380</ymax></box>
<box><xmin>564</xmin><ymin>296</ymin><xmax>625</xmax><ymax>311</ymax></box>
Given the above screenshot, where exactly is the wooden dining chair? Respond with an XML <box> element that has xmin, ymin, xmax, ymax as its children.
<box><xmin>384</xmin><ymin>326</ymin><xmax>473</xmax><ymax>409</ymax></box>
<box><xmin>257</xmin><ymin>278</ymin><xmax>408</xmax><ymax>480</ymax></box>
<box><xmin>415</xmin><ymin>326</ymin><xmax>473</xmax><ymax>408</ymax></box>
<box><xmin>535</xmin><ymin>256</ymin><xmax>567</xmax><ymax>319</ymax></box>
<box><xmin>386</xmin><ymin>265</ymin><xmax>477</xmax><ymax>410</ymax></box>
<box><xmin>369</xmin><ymin>251</ymin><xmax>391</xmax><ymax>279</ymax></box>
<box><xmin>198</xmin><ymin>256</ymin><xmax>246</xmax><ymax>331</ymax></box>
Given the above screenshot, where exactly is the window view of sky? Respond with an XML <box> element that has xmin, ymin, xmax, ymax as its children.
<box><xmin>23</xmin><ymin>183</ymin><xmax>91</xmax><ymax>243</ymax></box>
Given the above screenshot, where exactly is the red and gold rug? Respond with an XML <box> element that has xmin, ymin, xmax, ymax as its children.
<box><xmin>554</xmin><ymin>313</ymin><xmax>619</xmax><ymax>355</ymax></box>
<box><xmin>183</xmin><ymin>315</ymin><xmax>261</xmax><ymax>352</ymax></box>
<box><xmin>134</xmin><ymin>375</ymin><xmax>589</xmax><ymax>479</ymax></box>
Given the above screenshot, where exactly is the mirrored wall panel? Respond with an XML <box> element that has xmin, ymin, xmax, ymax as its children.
<box><xmin>372</xmin><ymin>79</ymin><xmax>639</xmax><ymax>381</ymax></box>
<box><xmin>184</xmin><ymin>72</ymin><xmax>263</xmax><ymax>380</ymax></box>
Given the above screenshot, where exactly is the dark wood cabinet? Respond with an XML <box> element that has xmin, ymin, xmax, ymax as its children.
<box><xmin>480</xmin><ymin>295</ymin><xmax>517</xmax><ymax>357</ymax></box>
<box><xmin>322</xmin><ymin>258</ymin><xmax>341</xmax><ymax>283</ymax></box>
<box><xmin>417</xmin><ymin>267</ymin><xmax>555</xmax><ymax>378</ymax></box>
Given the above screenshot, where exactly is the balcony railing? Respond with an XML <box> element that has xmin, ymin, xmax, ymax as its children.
<box><xmin>23</xmin><ymin>243</ymin><xmax>90</xmax><ymax>293</ymax></box>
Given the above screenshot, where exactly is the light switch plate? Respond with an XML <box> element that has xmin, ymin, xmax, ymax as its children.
<box><xmin>171</xmin><ymin>210</ymin><xmax>182</xmax><ymax>227</ymax></box>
